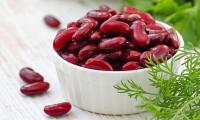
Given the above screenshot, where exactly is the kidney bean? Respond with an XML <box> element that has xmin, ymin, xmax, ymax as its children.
<box><xmin>131</xmin><ymin>21</ymin><xmax>150</xmax><ymax>49</ymax></box>
<box><xmin>149</xmin><ymin>31</ymin><xmax>169</xmax><ymax>46</ymax></box>
<box><xmin>122</xmin><ymin>61</ymin><xmax>144</xmax><ymax>71</ymax></box>
<box><xmin>99</xmin><ymin>36</ymin><xmax>126</xmax><ymax>51</ymax></box>
<box><xmin>147</xmin><ymin>23</ymin><xmax>165</xmax><ymax>31</ymax></box>
<box><xmin>107</xmin><ymin>14</ymin><xmax>120</xmax><ymax>21</ymax></box>
<box><xmin>140</xmin><ymin>51</ymin><xmax>153</xmax><ymax>66</ymax></box>
<box><xmin>125</xmin><ymin>41</ymin><xmax>136</xmax><ymax>49</ymax></box>
<box><xmin>61</xmin><ymin>52</ymin><xmax>78</xmax><ymax>64</ymax></box>
<box><xmin>87</xmin><ymin>10</ymin><xmax>112</xmax><ymax>22</ymax></box>
<box><xmin>53</xmin><ymin>27</ymin><xmax>78</xmax><ymax>51</ymax></box>
<box><xmin>20</xmin><ymin>82</ymin><xmax>49</xmax><ymax>95</ymax></box>
<box><xmin>166</xmin><ymin>28</ymin><xmax>180</xmax><ymax>49</ymax></box>
<box><xmin>93</xmin><ymin>53</ymin><xmax>107</xmax><ymax>60</ymax></box>
<box><xmin>77</xmin><ymin>17</ymin><xmax>98</xmax><ymax>28</ymax></box>
<box><xmin>119</xmin><ymin>14</ymin><xmax>141</xmax><ymax>23</ymax></box>
<box><xmin>78</xmin><ymin>45</ymin><xmax>97</xmax><ymax>61</ymax></box>
<box><xmin>44</xmin><ymin>102</ymin><xmax>71</xmax><ymax>117</ymax></box>
<box><xmin>44</xmin><ymin>15</ymin><xmax>60</xmax><ymax>28</ymax></box>
<box><xmin>150</xmin><ymin>45</ymin><xmax>170</xmax><ymax>62</ymax></box>
<box><xmin>138</xmin><ymin>12</ymin><xmax>155</xmax><ymax>25</ymax></box>
<box><xmin>99</xmin><ymin>5</ymin><xmax>117</xmax><ymax>15</ymax></box>
<box><xmin>123</xmin><ymin>50</ymin><xmax>141</xmax><ymax>61</ymax></box>
<box><xmin>66</xmin><ymin>41</ymin><xmax>87</xmax><ymax>53</ymax></box>
<box><xmin>110</xmin><ymin>61</ymin><xmax>123</xmax><ymax>71</ymax></box>
<box><xmin>19</xmin><ymin>67</ymin><xmax>44</xmax><ymax>83</ymax></box>
<box><xmin>100</xmin><ymin>20</ymin><xmax>129</xmax><ymax>36</ymax></box>
<box><xmin>67</xmin><ymin>22</ymin><xmax>79</xmax><ymax>28</ymax></box>
<box><xmin>106</xmin><ymin>50</ymin><xmax>122</xmax><ymax>60</ymax></box>
<box><xmin>83</xmin><ymin>58</ymin><xmax>113</xmax><ymax>71</ymax></box>
<box><xmin>72</xmin><ymin>23</ymin><xmax>94</xmax><ymax>42</ymax></box>
<box><xmin>122</xmin><ymin>6</ymin><xmax>140</xmax><ymax>14</ymax></box>
<box><xmin>89</xmin><ymin>31</ymin><xmax>101</xmax><ymax>43</ymax></box>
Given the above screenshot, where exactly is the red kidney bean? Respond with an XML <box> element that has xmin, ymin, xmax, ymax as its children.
<box><xmin>140</xmin><ymin>51</ymin><xmax>153</xmax><ymax>66</ymax></box>
<box><xmin>99</xmin><ymin>5</ymin><xmax>117</xmax><ymax>15</ymax></box>
<box><xmin>66</xmin><ymin>41</ymin><xmax>87</xmax><ymax>52</ymax></box>
<box><xmin>119</xmin><ymin>14</ymin><xmax>141</xmax><ymax>23</ymax></box>
<box><xmin>19</xmin><ymin>67</ymin><xmax>44</xmax><ymax>83</ymax></box>
<box><xmin>122</xmin><ymin>61</ymin><xmax>144</xmax><ymax>71</ymax></box>
<box><xmin>78</xmin><ymin>44</ymin><xmax>97</xmax><ymax>61</ymax></box>
<box><xmin>150</xmin><ymin>45</ymin><xmax>170</xmax><ymax>62</ymax></box>
<box><xmin>44</xmin><ymin>102</ymin><xmax>71</xmax><ymax>117</ymax></box>
<box><xmin>55</xmin><ymin>29</ymin><xmax>65</xmax><ymax>37</ymax></box>
<box><xmin>125</xmin><ymin>41</ymin><xmax>136</xmax><ymax>49</ymax></box>
<box><xmin>72</xmin><ymin>23</ymin><xmax>94</xmax><ymax>42</ymax></box>
<box><xmin>147</xmin><ymin>23</ymin><xmax>165</xmax><ymax>31</ymax></box>
<box><xmin>44</xmin><ymin>15</ymin><xmax>60</xmax><ymax>28</ymax></box>
<box><xmin>166</xmin><ymin>28</ymin><xmax>180</xmax><ymax>49</ymax></box>
<box><xmin>99</xmin><ymin>36</ymin><xmax>126</xmax><ymax>51</ymax></box>
<box><xmin>89</xmin><ymin>31</ymin><xmax>101</xmax><ymax>43</ymax></box>
<box><xmin>131</xmin><ymin>21</ymin><xmax>150</xmax><ymax>48</ymax></box>
<box><xmin>122</xmin><ymin>6</ymin><xmax>140</xmax><ymax>14</ymax></box>
<box><xmin>138</xmin><ymin>12</ymin><xmax>155</xmax><ymax>25</ymax></box>
<box><xmin>107</xmin><ymin>14</ymin><xmax>120</xmax><ymax>21</ymax></box>
<box><xmin>20</xmin><ymin>82</ymin><xmax>49</xmax><ymax>95</ymax></box>
<box><xmin>53</xmin><ymin>27</ymin><xmax>78</xmax><ymax>51</ymax></box>
<box><xmin>100</xmin><ymin>20</ymin><xmax>129</xmax><ymax>36</ymax></box>
<box><xmin>123</xmin><ymin>50</ymin><xmax>141</xmax><ymax>61</ymax></box>
<box><xmin>77</xmin><ymin>17</ymin><xmax>98</xmax><ymax>28</ymax></box>
<box><xmin>169</xmin><ymin>48</ymin><xmax>176</xmax><ymax>56</ymax></box>
<box><xmin>106</xmin><ymin>50</ymin><xmax>122</xmax><ymax>60</ymax></box>
<box><xmin>149</xmin><ymin>31</ymin><xmax>169</xmax><ymax>46</ymax></box>
<box><xmin>93</xmin><ymin>53</ymin><xmax>107</xmax><ymax>60</ymax></box>
<box><xmin>61</xmin><ymin>52</ymin><xmax>78</xmax><ymax>64</ymax></box>
<box><xmin>67</xmin><ymin>22</ymin><xmax>79</xmax><ymax>28</ymax></box>
<box><xmin>83</xmin><ymin>58</ymin><xmax>113</xmax><ymax>71</ymax></box>
<box><xmin>87</xmin><ymin>10</ymin><xmax>112</xmax><ymax>22</ymax></box>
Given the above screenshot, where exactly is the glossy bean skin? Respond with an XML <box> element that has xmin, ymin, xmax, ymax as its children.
<box><xmin>122</xmin><ymin>6</ymin><xmax>140</xmax><ymax>14</ymax></box>
<box><xmin>123</xmin><ymin>50</ymin><xmax>141</xmax><ymax>61</ymax></box>
<box><xmin>99</xmin><ymin>4</ymin><xmax>117</xmax><ymax>15</ymax></box>
<box><xmin>166</xmin><ymin>28</ymin><xmax>180</xmax><ymax>49</ymax></box>
<box><xmin>98</xmin><ymin>36</ymin><xmax>126</xmax><ymax>51</ymax></box>
<box><xmin>77</xmin><ymin>17</ymin><xmax>98</xmax><ymax>28</ymax></box>
<box><xmin>66</xmin><ymin>41</ymin><xmax>87</xmax><ymax>53</ymax></box>
<box><xmin>44</xmin><ymin>102</ymin><xmax>71</xmax><ymax>117</ymax></box>
<box><xmin>122</xmin><ymin>61</ymin><xmax>144</xmax><ymax>71</ymax></box>
<box><xmin>20</xmin><ymin>82</ymin><xmax>49</xmax><ymax>95</ymax></box>
<box><xmin>72</xmin><ymin>23</ymin><xmax>94</xmax><ymax>42</ymax></box>
<box><xmin>87</xmin><ymin>10</ymin><xmax>112</xmax><ymax>22</ymax></box>
<box><xmin>89</xmin><ymin>31</ymin><xmax>101</xmax><ymax>43</ymax></box>
<box><xmin>100</xmin><ymin>20</ymin><xmax>130</xmax><ymax>36</ymax></box>
<box><xmin>53</xmin><ymin>27</ymin><xmax>78</xmax><ymax>51</ymax></box>
<box><xmin>67</xmin><ymin>22</ymin><xmax>79</xmax><ymax>28</ymax></box>
<box><xmin>131</xmin><ymin>21</ymin><xmax>150</xmax><ymax>49</ymax></box>
<box><xmin>44</xmin><ymin>15</ymin><xmax>60</xmax><ymax>28</ymax></box>
<box><xmin>149</xmin><ymin>31</ymin><xmax>169</xmax><ymax>46</ymax></box>
<box><xmin>106</xmin><ymin>50</ymin><xmax>122</xmax><ymax>60</ymax></box>
<box><xmin>61</xmin><ymin>52</ymin><xmax>78</xmax><ymax>64</ymax></box>
<box><xmin>78</xmin><ymin>44</ymin><xmax>97</xmax><ymax>61</ymax></box>
<box><xmin>83</xmin><ymin>58</ymin><xmax>113</xmax><ymax>71</ymax></box>
<box><xmin>119</xmin><ymin>14</ymin><xmax>141</xmax><ymax>23</ymax></box>
<box><xmin>19</xmin><ymin>67</ymin><xmax>44</xmax><ymax>83</ymax></box>
<box><xmin>139</xmin><ymin>12</ymin><xmax>155</xmax><ymax>25</ymax></box>
<box><xmin>150</xmin><ymin>45</ymin><xmax>170</xmax><ymax>62</ymax></box>
<box><xmin>140</xmin><ymin>51</ymin><xmax>153</xmax><ymax>66</ymax></box>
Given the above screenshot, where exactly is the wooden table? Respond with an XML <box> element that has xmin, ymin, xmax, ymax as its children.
<box><xmin>0</xmin><ymin>0</ymin><xmax>150</xmax><ymax>119</ymax></box>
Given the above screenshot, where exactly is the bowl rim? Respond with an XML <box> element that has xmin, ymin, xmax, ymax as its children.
<box><xmin>52</xmin><ymin>21</ymin><xmax>184</xmax><ymax>74</ymax></box>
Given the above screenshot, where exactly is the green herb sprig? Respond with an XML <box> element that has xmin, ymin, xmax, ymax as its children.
<box><xmin>114</xmin><ymin>48</ymin><xmax>200</xmax><ymax>120</ymax></box>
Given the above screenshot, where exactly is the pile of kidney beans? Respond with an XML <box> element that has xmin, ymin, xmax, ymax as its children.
<box><xmin>53</xmin><ymin>5</ymin><xmax>180</xmax><ymax>71</ymax></box>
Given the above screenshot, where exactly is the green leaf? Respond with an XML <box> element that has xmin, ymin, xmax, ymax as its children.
<box><xmin>152</xmin><ymin>0</ymin><xmax>178</xmax><ymax>15</ymax></box>
<box><xmin>121</xmin><ymin>0</ymin><xmax>154</xmax><ymax>12</ymax></box>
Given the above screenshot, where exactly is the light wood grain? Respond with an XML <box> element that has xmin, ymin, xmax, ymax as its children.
<box><xmin>0</xmin><ymin>0</ymin><xmax>150</xmax><ymax>119</ymax></box>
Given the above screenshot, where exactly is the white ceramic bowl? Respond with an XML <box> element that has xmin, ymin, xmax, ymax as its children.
<box><xmin>52</xmin><ymin>21</ymin><xmax>184</xmax><ymax>115</ymax></box>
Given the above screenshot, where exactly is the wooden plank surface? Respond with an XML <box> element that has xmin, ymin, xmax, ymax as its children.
<box><xmin>0</xmin><ymin>0</ymin><xmax>150</xmax><ymax>119</ymax></box>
